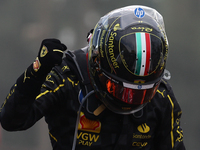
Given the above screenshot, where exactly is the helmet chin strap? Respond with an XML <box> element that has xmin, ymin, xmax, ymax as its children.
<box><xmin>93</xmin><ymin>104</ymin><xmax>106</xmax><ymax>116</ymax></box>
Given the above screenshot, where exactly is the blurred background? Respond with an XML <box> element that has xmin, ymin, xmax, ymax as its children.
<box><xmin>0</xmin><ymin>0</ymin><xmax>199</xmax><ymax>149</ymax></box>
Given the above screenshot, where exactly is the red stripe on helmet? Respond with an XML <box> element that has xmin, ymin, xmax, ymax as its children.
<box><xmin>144</xmin><ymin>33</ymin><xmax>151</xmax><ymax>75</ymax></box>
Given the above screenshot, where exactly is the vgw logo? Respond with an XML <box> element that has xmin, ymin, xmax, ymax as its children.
<box><xmin>77</xmin><ymin>112</ymin><xmax>101</xmax><ymax>147</ymax></box>
<box><xmin>134</xmin><ymin>7</ymin><xmax>145</xmax><ymax>18</ymax></box>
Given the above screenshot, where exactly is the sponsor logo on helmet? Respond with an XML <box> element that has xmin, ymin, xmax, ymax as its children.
<box><xmin>137</xmin><ymin>123</ymin><xmax>150</xmax><ymax>133</ymax></box>
<box><xmin>99</xmin><ymin>29</ymin><xmax>106</xmax><ymax>58</ymax></box>
<box><xmin>131</xmin><ymin>26</ymin><xmax>152</xmax><ymax>32</ymax></box>
<box><xmin>134</xmin><ymin>7</ymin><xmax>145</xmax><ymax>18</ymax></box>
<box><xmin>138</xmin><ymin>85</ymin><xmax>142</xmax><ymax>89</ymax></box>
<box><xmin>134</xmin><ymin>80</ymin><xmax>145</xmax><ymax>84</ymax></box>
<box><xmin>78</xmin><ymin>112</ymin><xmax>101</xmax><ymax>133</ymax></box>
<box><xmin>113</xmin><ymin>23</ymin><xmax>121</xmax><ymax>31</ymax></box>
<box><xmin>108</xmin><ymin>32</ymin><xmax>119</xmax><ymax>69</ymax></box>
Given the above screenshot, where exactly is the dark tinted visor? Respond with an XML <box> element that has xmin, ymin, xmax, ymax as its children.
<box><xmin>99</xmin><ymin>72</ymin><xmax>159</xmax><ymax>105</ymax></box>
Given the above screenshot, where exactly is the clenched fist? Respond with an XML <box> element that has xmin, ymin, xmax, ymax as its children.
<box><xmin>32</xmin><ymin>39</ymin><xmax>67</xmax><ymax>77</ymax></box>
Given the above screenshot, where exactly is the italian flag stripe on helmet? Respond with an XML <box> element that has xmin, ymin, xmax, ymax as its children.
<box><xmin>135</xmin><ymin>32</ymin><xmax>151</xmax><ymax>76</ymax></box>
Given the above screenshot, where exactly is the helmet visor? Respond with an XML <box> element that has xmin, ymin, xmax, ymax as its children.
<box><xmin>99</xmin><ymin>72</ymin><xmax>159</xmax><ymax>105</ymax></box>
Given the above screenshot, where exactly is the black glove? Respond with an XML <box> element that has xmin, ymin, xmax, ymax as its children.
<box><xmin>16</xmin><ymin>39</ymin><xmax>67</xmax><ymax>96</ymax></box>
<box><xmin>31</xmin><ymin>39</ymin><xmax>67</xmax><ymax>77</ymax></box>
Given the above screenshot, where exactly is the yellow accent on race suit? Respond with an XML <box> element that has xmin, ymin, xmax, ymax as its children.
<box><xmin>36</xmin><ymin>83</ymin><xmax>65</xmax><ymax>100</ymax></box>
<box><xmin>157</xmin><ymin>89</ymin><xmax>166</xmax><ymax>98</ymax></box>
<box><xmin>167</xmin><ymin>94</ymin><xmax>174</xmax><ymax>149</ymax></box>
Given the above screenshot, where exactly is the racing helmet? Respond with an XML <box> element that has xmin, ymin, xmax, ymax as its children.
<box><xmin>88</xmin><ymin>5</ymin><xmax>169</xmax><ymax>114</ymax></box>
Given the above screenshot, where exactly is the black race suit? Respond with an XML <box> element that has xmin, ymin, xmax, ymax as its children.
<box><xmin>0</xmin><ymin>48</ymin><xmax>185</xmax><ymax>150</ymax></box>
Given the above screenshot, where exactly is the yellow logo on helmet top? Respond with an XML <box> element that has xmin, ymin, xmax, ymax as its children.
<box><xmin>114</xmin><ymin>23</ymin><xmax>121</xmax><ymax>31</ymax></box>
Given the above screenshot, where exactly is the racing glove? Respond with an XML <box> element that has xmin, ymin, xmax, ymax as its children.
<box><xmin>32</xmin><ymin>38</ymin><xmax>67</xmax><ymax>77</ymax></box>
<box><xmin>16</xmin><ymin>39</ymin><xmax>67</xmax><ymax>96</ymax></box>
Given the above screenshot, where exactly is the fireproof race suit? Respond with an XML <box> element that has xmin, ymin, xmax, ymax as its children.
<box><xmin>0</xmin><ymin>48</ymin><xmax>185</xmax><ymax>150</ymax></box>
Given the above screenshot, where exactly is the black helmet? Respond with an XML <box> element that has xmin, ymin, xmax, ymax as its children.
<box><xmin>88</xmin><ymin>5</ymin><xmax>169</xmax><ymax>114</ymax></box>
